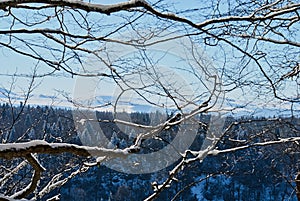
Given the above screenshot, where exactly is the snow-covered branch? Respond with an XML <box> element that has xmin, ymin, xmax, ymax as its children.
<box><xmin>210</xmin><ymin>137</ymin><xmax>300</xmax><ymax>155</ymax></box>
<box><xmin>0</xmin><ymin>140</ymin><xmax>133</xmax><ymax>159</ymax></box>
<box><xmin>0</xmin><ymin>0</ymin><xmax>300</xmax><ymax>200</ymax></box>
<box><xmin>0</xmin><ymin>0</ymin><xmax>150</xmax><ymax>14</ymax></box>
<box><xmin>145</xmin><ymin>135</ymin><xmax>300</xmax><ymax>200</ymax></box>
<box><xmin>11</xmin><ymin>154</ymin><xmax>45</xmax><ymax>199</ymax></box>
<box><xmin>0</xmin><ymin>160</ymin><xmax>27</xmax><ymax>189</ymax></box>
<box><xmin>1</xmin><ymin>0</ymin><xmax>298</xmax><ymax>31</ymax></box>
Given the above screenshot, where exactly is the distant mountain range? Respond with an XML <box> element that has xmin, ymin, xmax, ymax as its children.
<box><xmin>0</xmin><ymin>87</ymin><xmax>299</xmax><ymax>117</ymax></box>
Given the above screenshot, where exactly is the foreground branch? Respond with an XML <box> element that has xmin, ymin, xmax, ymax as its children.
<box><xmin>12</xmin><ymin>154</ymin><xmax>45</xmax><ymax>199</ymax></box>
<box><xmin>0</xmin><ymin>140</ymin><xmax>132</xmax><ymax>159</ymax></box>
<box><xmin>0</xmin><ymin>0</ymin><xmax>150</xmax><ymax>14</ymax></box>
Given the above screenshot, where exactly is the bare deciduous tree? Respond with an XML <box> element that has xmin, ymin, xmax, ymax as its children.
<box><xmin>0</xmin><ymin>0</ymin><xmax>300</xmax><ymax>200</ymax></box>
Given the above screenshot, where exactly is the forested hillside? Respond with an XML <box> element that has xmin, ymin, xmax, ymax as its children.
<box><xmin>0</xmin><ymin>104</ymin><xmax>299</xmax><ymax>200</ymax></box>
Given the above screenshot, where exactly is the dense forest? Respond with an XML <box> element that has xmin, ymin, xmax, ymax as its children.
<box><xmin>0</xmin><ymin>103</ymin><xmax>300</xmax><ymax>200</ymax></box>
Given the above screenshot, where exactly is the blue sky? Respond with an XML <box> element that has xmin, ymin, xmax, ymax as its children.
<box><xmin>0</xmin><ymin>0</ymin><xmax>299</xmax><ymax>116</ymax></box>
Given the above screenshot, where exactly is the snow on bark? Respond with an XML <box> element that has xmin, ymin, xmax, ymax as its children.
<box><xmin>0</xmin><ymin>140</ymin><xmax>132</xmax><ymax>159</ymax></box>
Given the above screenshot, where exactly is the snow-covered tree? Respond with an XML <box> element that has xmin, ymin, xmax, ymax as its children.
<box><xmin>28</xmin><ymin>128</ymin><xmax>36</xmax><ymax>140</ymax></box>
<box><xmin>0</xmin><ymin>0</ymin><xmax>300</xmax><ymax>200</ymax></box>
<box><xmin>108</xmin><ymin>131</ymin><xmax>120</xmax><ymax>149</ymax></box>
<box><xmin>24</xmin><ymin>113</ymin><xmax>32</xmax><ymax>129</ymax></box>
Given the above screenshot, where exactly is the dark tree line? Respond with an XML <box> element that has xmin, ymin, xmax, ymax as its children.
<box><xmin>1</xmin><ymin>104</ymin><xmax>300</xmax><ymax>200</ymax></box>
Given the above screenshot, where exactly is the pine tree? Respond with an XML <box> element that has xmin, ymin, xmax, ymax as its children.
<box><xmin>119</xmin><ymin>139</ymin><xmax>127</xmax><ymax>149</ymax></box>
<box><xmin>80</xmin><ymin>122</ymin><xmax>97</xmax><ymax>146</ymax></box>
<box><xmin>24</xmin><ymin>113</ymin><xmax>32</xmax><ymax>129</ymax></box>
<box><xmin>108</xmin><ymin>131</ymin><xmax>120</xmax><ymax>149</ymax></box>
<box><xmin>8</xmin><ymin>126</ymin><xmax>17</xmax><ymax>142</ymax></box>
<box><xmin>57</xmin><ymin>117</ymin><xmax>64</xmax><ymax>131</ymax></box>
<box><xmin>128</xmin><ymin>129</ymin><xmax>136</xmax><ymax>142</ymax></box>
<box><xmin>28</xmin><ymin>128</ymin><xmax>36</xmax><ymax>139</ymax></box>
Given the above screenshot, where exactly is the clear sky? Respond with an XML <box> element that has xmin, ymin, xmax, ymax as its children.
<box><xmin>0</xmin><ymin>0</ymin><xmax>299</xmax><ymax>116</ymax></box>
